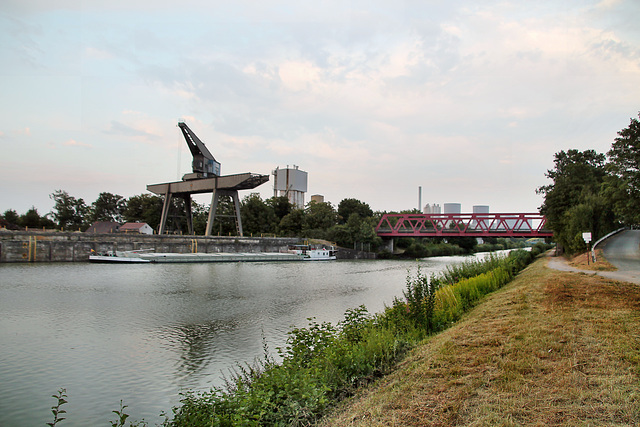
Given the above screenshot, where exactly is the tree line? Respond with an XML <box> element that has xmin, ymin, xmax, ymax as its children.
<box><xmin>537</xmin><ymin>112</ymin><xmax>640</xmax><ymax>254</ymax></box>
<box><xmin>1</xmin><ymin>190</ymin><xmax>512</xmax><ymax>255</ymax></box>
<box><xmin>0</xmin><ymin>192</ymin><xmax>386</xmax><ymax>251</ymax></box>
<box><xmin>0</xmin><ymin>189</ymin><xmax>528</xmax><ymax>256</ymax></box>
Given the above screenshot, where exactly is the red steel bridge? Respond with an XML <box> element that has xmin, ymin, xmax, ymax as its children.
<box><xmin>376</xmin><ymin>213</ymin><xmax>552</xmax><ymax>238</ymax></box>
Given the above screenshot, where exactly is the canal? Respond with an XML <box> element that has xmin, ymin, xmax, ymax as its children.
<box><xmin>0</xmin><ymin>255</ymin><xmax>488</xmax><ymax>426</ymax></box>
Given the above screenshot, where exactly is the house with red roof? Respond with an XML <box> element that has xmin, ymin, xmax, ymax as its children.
<box><xmin>119</xmin><ymin>222</ymin><xmax>154</xmax><ymax>235</ymax></box>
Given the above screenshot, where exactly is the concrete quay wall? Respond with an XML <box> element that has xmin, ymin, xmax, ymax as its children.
<box><xmin>0</xmin><ymin>230</ymin><xmax>302</xmax><ymax>263</ymax></box>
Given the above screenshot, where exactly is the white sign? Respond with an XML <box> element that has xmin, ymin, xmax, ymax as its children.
<box><xmin>582</xmin><ymin>232</ymin><xmax>592</xmax><ymax>243</ymax></box>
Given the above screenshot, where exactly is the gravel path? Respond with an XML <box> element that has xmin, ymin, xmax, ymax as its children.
<box><xmin>547</xmin><ymin>230</ymin><xmax>640</xmax><ymax>285</ymax></box>
<box><xmin>546</xmin><ymin>256</ymin><xmax>640</xmax><ymax>285</ymax></box>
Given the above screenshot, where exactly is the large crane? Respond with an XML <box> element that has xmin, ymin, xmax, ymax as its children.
<box><xmin>178</xmin><ymin>122</ymin><xmax>221</xmax><ymax>180</ymax></box>
<box><xmin>147</xmin><ymin>121</ymin><xmax>269</xmax><ymax>236</ymax></box>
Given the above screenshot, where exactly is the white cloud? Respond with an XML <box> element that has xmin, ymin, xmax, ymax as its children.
<box><xmin>278</xmin><ymin>61</ymin><xmax>322</xmax><ymax>91</ymax></box>
<box><xmin>63</xmin><ymin>139</ymin><xmax>92</xmax><ymax>148</ymax></box>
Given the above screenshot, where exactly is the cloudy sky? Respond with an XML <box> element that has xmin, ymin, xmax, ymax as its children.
<box><xmin>1</xmin><ymin>0</ymin><xmax>639</xmax><ymax>217</ymax></box>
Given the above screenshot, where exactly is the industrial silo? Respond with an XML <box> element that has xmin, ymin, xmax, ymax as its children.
<box><xmin>443</xmin><ymin>203</ymin><xmax>461</xmax><ymax>214</ymax></box>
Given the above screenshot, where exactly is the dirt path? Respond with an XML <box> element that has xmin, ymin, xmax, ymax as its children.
<box><xmin>547</xmin><ymin>254</ymin><xmax>640</xmax><ymax>285</ymax></box>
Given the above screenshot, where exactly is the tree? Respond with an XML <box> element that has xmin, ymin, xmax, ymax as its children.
<box><xmin>266</xmin><ymin>196</ymin><xmax>294</xmax><ymax>223</ymax></box>
<box><xmin>2</xmin><ymin>209</ymin><xmax>20</xmax><ymax>226</ymax></box>
<box><xmin>122</xmin><ymin>194</ymin><xmax>163</xmax><ymax>231</ymax></box>
<box><xmin>326</xmin><ymin>224</ymin><xmax>353</xmax><ymax>247</ymax></box>
<box><xmin>241</xmin><ymin>193</ymin><xmax>278</xmax><ymax>235</ymax></box>
<box><xmin>536</xmin><ymin>149</ymin><xmax>614</xmax><ymax>253</ymax></box>
<box><xmin>91</xmin><ymin>192</ymin><xmax>126</xmax><ymax>223</ymax></box>
<box><xmin>303</xmin><ymin>201</ymin><xmax>337</xmax><ymax>232</ymax></box>
<box><xmin>21</xmin><ymin>207</ymin><xmax>45</xmax><ymax>228</ymax></box>
<box><xmin>604</xmin><ymin>113</ymin><xmax>640</xmax><ymax>225</ymax></box>
<box><xmin>278</xmin><ymin>209</ymin><xmax>305</xmax><ymax>237</ymax></box>
<box><xmin>337</xmin><ymin>198</ymin><xmax>373</xmax><ymax>224</ymax></box>
<box><xmin>447</xmin><ymin>236</ymin><xmax>477</xmax><ymax>254</ymax></box>
<box><xmin>49</xmin><ymin>190</ymin><xmax>89</xmax><ymax>230</ymax></box>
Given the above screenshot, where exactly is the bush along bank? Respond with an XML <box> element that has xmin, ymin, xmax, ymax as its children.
<box><xmin>158</xmin><ymin>244</ymin><xmax>551</xmax><ymax>426</ymax></box>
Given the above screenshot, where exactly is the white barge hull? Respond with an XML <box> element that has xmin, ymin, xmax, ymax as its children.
<box><xmin>139</xmin><ymin>252</ymin><xmax>303</xmax><ymax>263</ymax></box>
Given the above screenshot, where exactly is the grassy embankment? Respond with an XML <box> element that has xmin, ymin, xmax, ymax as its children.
<box><xmin>320</xmin><ymin>254</ymin><xmax>640</xmax><ymax>426</ymax></box>
<box><xmin>568</xmin><ymin>248</ymin><xmax>617</xmax><ymax>271</ymax></box>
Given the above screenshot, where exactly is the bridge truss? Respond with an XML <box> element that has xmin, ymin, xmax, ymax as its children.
<box><xmin>376</xmin><ymin>213</ymin><xmax>553</xmax><ymax>238</ymax></box>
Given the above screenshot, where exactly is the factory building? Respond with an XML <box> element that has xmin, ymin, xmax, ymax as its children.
<box><xmin>443</xmin><ymin>203</ymin><xmax>462</xmax><ymax>214</ymax></box>
<box><xmin>273</xmin><ymin>165</ymin><xmax>308</xmax><ymax>209</ymax></box>
<box><xmin>472</xmin><ymin>205</ymin><xmax>490</xmax><ymax>214</ymax></box>
<box><xmin>423</xmin><ymin>203</ymin><xmax>441</xmax><ymax>214</ymax></box>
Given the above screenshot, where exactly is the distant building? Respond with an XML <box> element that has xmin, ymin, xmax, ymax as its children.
<box><xmin>310</xmin><ymin>194</ymin><xmax>324</xmax><ymax>203</ymax></box>
<box><xmin>85</xmin><ymin>221</ymin><xmax>121</xmax><ymax>234</ymax></box>
<box><xmin>423</xmin><ymin>203</ymin><xmax>441</xmax><ymax>214</ymax></box>
<box><xmin>443</xmin><ymin>203</ymin><xmax>462</xmax><ymax>214</ymax></box>
<box><xmin>119</xmin><ymin>222</ymin><xmax>154</xmax><ymax>235</ymax></box>
<box><xmin>472</xmin><ymin>205</ymin><xmax>490</xmax><ymax>214</ymax></box>
<box><xmin>273</xmin><ymin>165</ymin><xmax>308</xmax><ymax>209</ymax></box>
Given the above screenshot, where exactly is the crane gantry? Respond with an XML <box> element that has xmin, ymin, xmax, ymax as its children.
<box><xmin>147</xmin><ymin>122</ymin><xmax>268</xmax><ymax>236</ymax></box>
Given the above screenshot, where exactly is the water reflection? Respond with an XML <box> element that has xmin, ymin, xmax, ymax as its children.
<box><xmin>162</xmin><ymin>320</ymin><xmax>239</xmax><ymax>378</ymax></box>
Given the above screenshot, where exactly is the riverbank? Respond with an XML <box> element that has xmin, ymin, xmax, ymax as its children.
<box><xmin>0</xmin><ymin>230</ymin><xmax>378</xmax><ymax>262</ymax></box>
<box><xmin>319</xmin><ymin>255</ymin><xmax>640</xmax><ymax>425</ymax></box>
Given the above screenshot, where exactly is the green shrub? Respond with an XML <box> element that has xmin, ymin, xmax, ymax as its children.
<box><xmin>402</xmin><ymin>267</ymin><xmax>439</xmax><ymax>332</ymax></box>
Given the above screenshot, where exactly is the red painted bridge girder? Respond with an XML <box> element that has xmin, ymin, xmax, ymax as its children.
<box><xmin>376</xmin><ymin>213</ymin><xmax>553</xmax><ymax>238</ymax></box>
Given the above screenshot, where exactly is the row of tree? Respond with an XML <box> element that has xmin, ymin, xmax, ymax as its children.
<box><xmin>1</xmin><ymin>191</ymin><xmax>384</xmax><ymax>251</ymax></box>
<box><xmin>537</xmin><ymin>113</ymin><xmax>640</xmax><ymax>254</ymax></box>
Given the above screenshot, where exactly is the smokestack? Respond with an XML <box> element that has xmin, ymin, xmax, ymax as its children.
<box><xmin>418</xmin><ymin>186</ymin><xmax>422</xmax><ymax>211</ymax></box>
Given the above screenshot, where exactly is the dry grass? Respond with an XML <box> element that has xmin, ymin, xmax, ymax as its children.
<box><xmin>319</xmin><ymin>257</ymin><xmax>640</xmax><ymax>426</ymax></box>
<box><xmin>568</xmin><ymin>249</ymin><xmax>617</xmax><ymax>271</ymax></box>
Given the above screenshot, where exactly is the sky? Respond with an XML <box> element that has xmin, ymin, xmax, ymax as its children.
<box><xmin>1</xmin><ymin>0</ymin><xmax>639</xmax><ymax>216</ymax></box>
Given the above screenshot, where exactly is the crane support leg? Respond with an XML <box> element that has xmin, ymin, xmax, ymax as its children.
<box><xmin>158</xmin><ymin>190</ymin><xmax>173</xmax><ymax>235</ymax></box>
<box><xmin>232</xmin><ymin>191</ymin><xmax>243</xmax><ymax>237</ymax></box>
<box><xmin>183</xmin><ymin>194</ymin><xmax>193</xmax><ymax>235</ymax></box>
<box><xmin>205</xmin><ymin>189</ymin><xmax>244</xmax><ymax>237</ymax></box>
<box><xmin>206</xmin><ymin>189</ymin><xmax>219</xmax><ymax>236</ymax></box>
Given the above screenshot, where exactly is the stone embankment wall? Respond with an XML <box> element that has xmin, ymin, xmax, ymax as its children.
<box><xmin>336</xmin><ymin>247</ymin><xmax>377</xmax><ymax>260</ymax></box>
<box><xmin>0</xmin><ymin>230</ymin><xmax>377</xmax><ymax>262</ymax></box>
<box><xmin>0</xmin><ymin>230</ymin><xmax>301</xmax><ymax>263</ymax></box>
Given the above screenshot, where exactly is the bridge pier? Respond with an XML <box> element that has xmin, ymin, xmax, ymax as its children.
<box><xmin>381</xmin><ymin>238</ymin><xmax>394</xmax><ymax>253</ymax></box>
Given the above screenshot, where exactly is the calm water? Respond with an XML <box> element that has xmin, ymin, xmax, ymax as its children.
<box><xmin>0</xmin><ymin>255</ymin><xmax>483</xmax><ymax>426</ymax></box>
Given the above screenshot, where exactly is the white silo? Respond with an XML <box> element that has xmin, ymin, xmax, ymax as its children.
<box><xmin>272</xmin><ymin>165</ymin><xmax>308</xmax><ymax>209</ymax></box>
<box><xmin>423</xmin><ymin>203</ymin><xmax>442</xmax><ymax>214</ymax></box>
<box><xmin>472</xmin><ymin>205</ymin><xmax>490</xmax><ymax>231</ymax></box>
<box><xmin>443</xmin><ymin>203</ymin><xmax>461</xmax><ymax>214</ymax></box>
